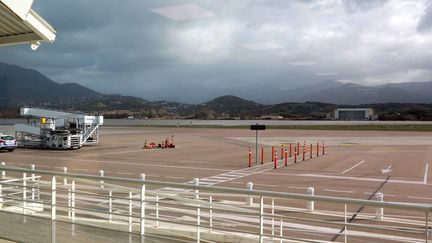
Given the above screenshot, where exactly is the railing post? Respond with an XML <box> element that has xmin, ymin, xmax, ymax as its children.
<box><xmin>63</xmin><ymin>167</ymin><xmax>68</xmax><ymax>185</ymax></box>
<box><xmin>247</xmin><ymin>182</ymin><xmax>253</xmax><ymax>206</ymax></box>
<box><xmin>0</xmin><ymin>184</ymin><xmax>3</xmax><ymax>209</ymax></box>
<box><xmin>375</xmin><ymin>193</ymin><xmax>384</xmax><ymax>220</ymax></box>
<box><xmin>99</xmin><ymin>170</ymin><xmax>104</xmax><ymax>188</ymax></box>
<box><xmin>193</xmin><ymin>178</ymin><xmax>200</xmax><ymax>243</ymax></box>
<box><xmin>30</xmin><ymin>164</ymin><xmax>35</xmax><ymax>201</ymax></box>
<box><xmin>63</xmin><ymin>167</ymin><xmax>71</xmax><ymax>219</ymax></box>
<box><xmin>209</xmin><ymin>195</ymin><xmax>213</xmax><ymax>232</ymax></box>
<box><xmin>128</xmin><ymin>191</ymin><xmax>132</xmax><ymax>233</ymax></box>
<box><xmin>51</xmin><ymin>176</ymin><xmax>56</xmax><ymax>221</ymax></box>
<box><xmin>23</xmin><ymin>172</ymin><xmax>27</xmax><ymax>215</ymax></box>
<box><xmin>140</xmin><ymin>173</ymin><xmax>146</xmax><ymax>238</ymax></box>
<box><xmin>426</xmin><ymin>211</ymin><xmax>430</xmax><ymax>242</ymax></box>
<box><xmin>71</xmin><ymin>180</ymin><xmax>75</xmax><ymax>222</ymax></box>
<box><xmin>1</xmin><ymin>162</ymin><xmax>5</xmax><ymax>178</ymax></box>
<box><xmin>279</xmin><ymin>219</ymin><xmax>283</xmax><ymax>243</ymax></box>
<box><xmin>156</xmin><ymin>195</ymin><xmax>159</xmax><ymax>228</ymax></box>
<box><xmin>344</xmin><ymin>204</ymin><xmax>348</xmax><ymax>243</ymax></box>
<box><xmin>259</xmin><ymin>196</ymin><xmax>264</xmax><ymax>243</ymax></box>
<box><xmin>109</xmin><ymin>190</ymin><xmax>113</xmax><ymax>222</ymax></box>
<box><xmin>307</xmin><ymin>187</ymin><xmax>315</xmax><ymax>211</ymax></box>
<box><xmin>271</xmin><ymin>198</ymin><xmax>275</xmax><ymax>236</ymax></box>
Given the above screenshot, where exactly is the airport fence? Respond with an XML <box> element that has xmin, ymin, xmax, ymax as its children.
<box><xmin>0</xmin><ymin>163</ymin><xmax>431</xmax><ymax>243</ymax></box>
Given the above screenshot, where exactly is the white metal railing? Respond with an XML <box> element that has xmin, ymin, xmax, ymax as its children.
<box><xmin>0</xmin><ymin>163</ymin><xmax>431</xmax><ymax>243</ymax></box>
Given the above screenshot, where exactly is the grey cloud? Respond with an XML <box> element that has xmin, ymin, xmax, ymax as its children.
<box><xmin>343</xmin><ymin>0</ymin><xmax>388</xmax><ymax>13</ymax></box>
<box><xmin>0</xmin><ymin>0</ymin><xmax>431</xmax><ymax>103</ymax></box>
<box><xmin>418</xmin><ymin>3</ymin><xmax>432</xmax><ymax>33</ymax></box>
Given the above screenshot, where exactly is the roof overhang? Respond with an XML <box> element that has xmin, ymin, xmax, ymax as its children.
<box><xmin>0</xmin><ymin>0</ymin><xmax>56</xmax><ymax>50</ymax></box>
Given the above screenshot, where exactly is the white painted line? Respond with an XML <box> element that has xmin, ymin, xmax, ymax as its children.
<box><xmin>115</xmin><ymin>172</ymin><xmax>134</xmax><ymax>176</ymax></box>
<box><xmin>200</xmin><ymin>178</ymin><xmax>224</xmax><ymax>182</ymax></box>
<box><xmin>255</xmin><ymin>183</ymin><xmax>278</xmax><ymax>188</ymax></box>
<box><xmin>341</xmin><ymin>160</ymin><xmax>365</xmax><ymax>174</ymax></box>
<box><xmin>324</xmin><ymin>189</ymin><xmax>354</xmax><ymax>194</ymax></box>
<box><xmin>16</xmin><ymin>154</ymin><xmax>231</xmax><ymax>173</ymax></box>
<box><xmin>362</xmin><ymin>192</ymin><xmax>395</xmax><ymax>197</ymax></box>
<box><xmin>81</xmin><ymin>149</ymin><xmax>147</xmax><ymax>157</ymax></box>
<box><xmin>424</xmin><ymin>163</ymin><xmax>429</xmax><ymax>184</ymax></box>
<box><xmin>73</xmin><ymin>168</ymin><xmax>90</xmax><ymax>172</ymax></box>
<box><xmin>225</xmin><ymin>173</ymin><xmax>247</xmax><ymax>176</ymax></box>
<box><xmin>199</xmin><ymin>182</ymin><xmax>213</xmax><ymax>185</ymax></box>
<box><xmin>407</xmin><ymin>196</ymin><xmax>432</xmax><ymax>201</ymax></box>
<box><xmin>147</xmin><ymin>174</ymin><xmax>160</xmax><ymax>178</ymax></box>
<box><xmin>37</xmin><ymin>165</ymin><xmax>51</xmax><ymax>168</ymax></box>
<box><xmin>221</xmin><ymin>174</ymin><xmax>245</xmax><ymax>178</ymax></box>
<box><xmin>209</xmin><ymin>177</ymin><xmax>232</xmax><ymax>180</ymax></box>
<box><xmin>262</xmin><ymin>171</ymin><xmax>429</xmax><ymax>185</ymax></box>
<box><xmin>165</xmin><ymin>176</ymin><xmax>186</xmax><ymax>180</ymax></box>
<box><xmin>286</xmin><ymin>186</ymin><xmax>307</xmax><ymax>190</ymax></box>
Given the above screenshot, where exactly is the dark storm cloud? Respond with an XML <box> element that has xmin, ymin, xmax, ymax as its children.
<box><xmin>418</xmin><ymin>3</ymin><xmax>432</xmax><ymax>33</ymax></box>
<box><xmin>0</xmin><ymin>0</ymin><xmax>431</xmax><ymax>103</ymax></box>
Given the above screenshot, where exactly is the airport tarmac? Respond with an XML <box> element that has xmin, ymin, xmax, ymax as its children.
<box><xmin>0</xmin><ymin>125</ymin><xmax>431</xmax><ymax>206</ymax></box>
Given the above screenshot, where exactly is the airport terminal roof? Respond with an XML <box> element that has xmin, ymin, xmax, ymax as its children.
<box><xmin>0</xmin><ymin>0</ymin><xmax>55</xmax><ymax>49</ymax></box>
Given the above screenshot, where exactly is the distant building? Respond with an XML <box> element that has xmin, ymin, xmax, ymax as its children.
<box><xmin>261</xmin><ymin>115</ymin><xmax>283</xmax><ymax>120</ymax></box>
<box><xmin>334</xmin><ymin>108</ymin><xmax>376</xmax><ymax>120</ymax></box>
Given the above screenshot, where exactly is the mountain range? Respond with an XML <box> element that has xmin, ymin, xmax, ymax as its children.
<box><xmin>1</xmin><ymin>62</ymin><xmax>432</xmax><ymax>106</ymax></box>
<box><xmin>0</xmin><ymin>63</ymin><xmax>101</xmax><ymax>107</ymax></box>
<box><xmin>0</xmin><ymin>62</ymin><xmax>432</xmax><ymax>120</ymax></box>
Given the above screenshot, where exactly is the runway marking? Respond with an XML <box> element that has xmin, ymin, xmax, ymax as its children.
<box><xmin>157</xmin><ymin>159</ymin><xmax>288</xmax><ymax>194</ymax></box>
<box><xmin>324</xmin><ymin>189</ymin><xmax>354</xmax><ymax>194</ymax></box>
<box><xmin>363</xmin><ymin>192</ymin><xmax>394</xmax><ymax>197</ymax></box>
<box><xmin>286</xmin><ymin>186</ymin><xmax>307</xmax><ymax>190</ymax></box>
<box><xmin>147</xmin><ymin>174</ymin><xmax>160</xmax><ymax>178</ymax></box>
<box><xmin>255</xmin><ymin>183</ymin><xmax>278</xmax><ymax>188</ymax></box>
<box><xmin>262</xmin><ymin>172</ymin><xmax>429</xmax><ymax>185</ymax></box>
<box><xmin>37</xmin><ymin>165</ymin><xmax>51</xmax><ymax>168</ymax></box>
<box><xmin>341</xmin><ymin>160</ymin><xmax>365</xmax><ymax>174</ymax></box>
<box><xmin>115</xmin><ymin>172</ymin><xmax>134</xmax><ymax>176</ymax></box>
<box><xmin>77</xmin><ymin>149</ymin><xmax>150</xmax><ymax>158</ymax></box>
<box><xmin>407</xmin><ymin>196</ymin><xmax>432</xmax><ymax>201</ymax></box>
<box><xmin>73</xmin><ymin>168</ymin><xmax>90</xmax><ymax>172</ymax></box>
<box><xmin>13</xmin><ymin>154</ymin><xmax>232</xmax><ymax>173</ymax></box>
<box><xmin>424</xmin><ymin>163</ymin><xmax>429</xmax><ymax>184</ymax></box>
<box><xmin>165</xmin><ymin>176</ymin><xmax>186</xmax><ymax>180</ymax></box>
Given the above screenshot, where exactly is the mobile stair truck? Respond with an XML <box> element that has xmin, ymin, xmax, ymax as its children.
<box><xmin>15</xmin><ymin>107</ymin><xmax>103</xmax><ymax>150</ymax></box>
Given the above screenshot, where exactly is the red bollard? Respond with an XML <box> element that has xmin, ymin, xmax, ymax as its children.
<box><xmin>302</xmin><ymin>144</ymin><xmax>306</xmax><ymax>161</ymax></box>
<box><xmin>285</xmin><ymin>149</ymin><xmax>288</xmax><ymax>166</ymax></box>
<box><xmin>310</xmin><ymin>144</ymin><xmax>313</xmax><ymax>159</ymax></box>
<box><xmin>261</xmin><ymin>145</ymin><xmax>264</xmax><ymax>164</ymax></box>
<box><xmin>297</xmin><ymin>142</ymin><xmax>300</xmax><ymax>155</ymax></box>
<box><xmin>317</xmin><ymin>143</ymin><xmax>319</xmax><ymax>157</ymax></box>
<box><xmin>274</xmin><ymin>151</ymin><xmax>278</xmax><ymax>169</ymax></box>
<box><xmin>281</xmin><ymin>145</ymin><xmax>284</xmax><ymax>159</ymax></box>
<box><xmin>248</xmin><ymin>149</ymin><xmax>252</xmax><ymax>167</ymax></box>
<box><xmin>289</xmin><ymin>143</ymin><xmax>292</xmax><ymax>157</ymax></box>
<box><xmin>271</xmin><ymin>146</ymin><xmax>275</xmax><ymax>161</ymax></box>
<box><xmin>294</xmin><ymin>148</ymin><xmax>297</xmax><ymax>163</ymax></box>
<box><xmin>323</xmin><ymin>141</ymin><xmax>325</xmax><ymax>155</ymax></box>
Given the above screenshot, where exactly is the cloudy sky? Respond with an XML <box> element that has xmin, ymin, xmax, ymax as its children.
<box><xmin>1</xmin><ymin>0</ymin><xmax>432</xmax><ymax>103</ymax></box>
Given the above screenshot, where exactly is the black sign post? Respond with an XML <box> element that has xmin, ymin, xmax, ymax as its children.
<box><xmin>250</xmin><ymin>124</ymin><xmax>266</xmax><ymax>164</ymax></box>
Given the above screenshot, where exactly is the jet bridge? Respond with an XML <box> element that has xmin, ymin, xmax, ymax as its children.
<box><xmin>15</xmin><ymin>107</ymin><xmax>103</xmax><ymax>149</ymax></box>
